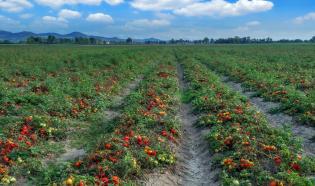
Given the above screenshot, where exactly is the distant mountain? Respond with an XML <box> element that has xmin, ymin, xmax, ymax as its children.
<box><xmin>134</xmin><ymin>37</ymin><xmax>162</xmax><ymax>43</ymax></box>
<box><xmin>64</xmin><ymin>32</ymin><xmax>88</xmax><ymax>38</ymax></box>
<box><xmin>37</xmin><ymin>32</ymin><xmax>64</xmax><ymax>38</ymax></box>
<box><xmin>0</xmin><ymin>31</ymin><xmax>12</xmax><ymax>38</ymax></box>
<box><xmin>144</xmin><ymin>38</ymin><xmax>162</xmax><ymax>42</ymax></box>
<box><xmin>0</xmin><ymin>30</ymin><xmax>162</xmax><ymax>43</ymax></box>
<box><xmin>0</xmin><ymin>31</ymin><xmax>36</xmax><ymax>41</ymax></box>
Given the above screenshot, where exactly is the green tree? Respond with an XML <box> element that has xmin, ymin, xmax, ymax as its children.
<box><xmin>26</xmin><ymin>36</ymin><xmax>42</xmax><ymax>44</ymax></box>
<box><xmin>89</xmin><ymin>37</ymin><xmax>96</xmax><ymax>45</ymax></box>
<box><xmin>126</xmin><ymin>37</ymin><xmax>133</xmax><ymax>44</ymax></box>
<box><xmin>203</xmin><ymin>37</ymin><xmax>210</xmax><ymax>44</ymax></box>
<box><xmin>47</xmin><ymin>35</ymin><xmax>56</xmax><ymax>44</ymax></box>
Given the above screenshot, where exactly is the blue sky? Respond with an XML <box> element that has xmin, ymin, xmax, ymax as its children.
<box><xmin>0</xmin><ymin>0</ymin><xmax>315</xmax><ymax>39</ymax></box>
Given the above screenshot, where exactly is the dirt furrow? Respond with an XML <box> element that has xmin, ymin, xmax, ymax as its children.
<box><xmin>177</xmin><ymin>64</ymin><xmax>219</xmax><ymax>186</ymax></box>
<box><xmin>222</xmin><ymin>76</ymin><xmax>315</xmax><ymax>156</ymax></box>
<box><xmin>143</xmin><ymin>65</ymin><xmax>218</xmax><ymax>186</ymax></box>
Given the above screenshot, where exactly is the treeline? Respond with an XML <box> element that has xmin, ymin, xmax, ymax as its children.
<box><xmin>25</xmin><ymin>36</ymin><xmax>112</xmax><ymax>45</ymax></box>
<box><xmin>0</xmin><ymin>40</ymin><xmax>12</xmax><ymax>44</ymax></box>
<box><xmin>169</xmin><ymin>36</ymin><xmax>315</xmax><ymax>44</ymax></box>
<box><xmin>2</xmin><ymin>35</ymin><xmax>315</xmax><ymax>45</ymax></box>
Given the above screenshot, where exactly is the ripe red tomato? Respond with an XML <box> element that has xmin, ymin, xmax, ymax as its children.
<box><xmin>274</xmin><ymin>156</ymin><xmax>282</xmax><ymax>166</ymax></box>
<box><xmin>269</xmin><ymin>180</ymin><xmax>277</xmax><ymax>186</ymax></box>
<box><xmin>78</xmin><ymin>180</ymin><xmax>85</xmax><ymax>186</ymax></box>
<box><xmin>161</xmin><ymin>130</ymin><xmax>168</xmax><ymax>137</ymax></box>
<box><xmin>112</xmin><ymin>176</ymin><xmax>120</xmax><ymax>185</ymax></box>
<box><xmin>290</xmin><ymin>162</ymin><xmax>301</xmax><ymax>171</ymax></box>
<box><xmin>74</xmin><ymin>161</ymin><xmax>82</xmax><ymax>167</ymax></box>
<box><xmin>170</xmin><ymin>128</ymin><xmax>177</xmax><ymax>135</ymax></box>
<box><xmin>105</xmin><ymin>143</ymin><xmax>112</xmax><ymax>150</ymax></box>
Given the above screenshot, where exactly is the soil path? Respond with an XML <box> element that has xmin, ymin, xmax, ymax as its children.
<box><xmin>176</xmin><ymin>64</ymin><xmax>219</xmax><ymax>186</ymax></box>
<box><xmin>221</xmin><ymin>76</ymin><xmax>315</xmax><ymax>156</ymax></box>
<box><xmin>144</xmin><ymin>65</ymin><xmax>218</xmax><ymax>186</ymax></box>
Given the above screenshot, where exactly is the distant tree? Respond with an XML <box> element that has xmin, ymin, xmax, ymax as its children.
<box><xmin>294</xmin><ymin>39</ymin><xmax>303</xmax><ymax>43</ymax></box>
<box><xmin>47</xmin><ymin>35</ymin><xmax>56</xmax><ymax>44</ymax></box>
<box><xmin>266</xmin><ymin>37</ymin><xmax>273</xmax><ymax>43</ymax></box>
<box><xmin>203</xmin><ymin>37</ymin><xmax>210</xmax><ymax>44</ymax></box>
<box><xmin>126</xmin><ymin>37</ymin><xmax>133</xmax><ymax>44</ymax></box>
<box><xmin>75</xmin><ymin>37</ymin><xmax>89</xmax><ymax>44</ymax></box>
<box><xmin>0</xmin><ymin>40</ymin><xmax>11</xmax><ymax>44</ymax></box>
<box><xmin>59</xmin><ymin>38</ymin><xmax>73</xmax><ymax>44</ymax></box>
<box><xmin>89</xmin><ymin>37</ymin><xmax>96</xmax><ymax>45</ymax></box>
<box><xmin>193</xmin><ymin>40</ymin><xmax>202</xmax><ymax>44</ymax></box>
<box><xmin>310</xmin><ymin>36</ymin><xmax>315</xmax><ymax>43</ymax></box>
<box><xmin>169</xmin><ymin>38</ymin><xmax>175</xmax><ymax>44</ymax></box>
<box><xmin>26</xmin><ymin>36</ymin><xmax>42</xmax><ymax>44</ymax></box>
<box><xmin>34</xmin><ymin>37</ymin><xmax>42</xmax><ymax>43</ymax></box>
<box><xmin>26</xmin><ymin>36</ymin><xmax>35</xmax><ymax>44</ymax></box>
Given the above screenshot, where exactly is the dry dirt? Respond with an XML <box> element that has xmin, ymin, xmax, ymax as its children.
<box><xmin>143</xmin><ymin>65</ymin><xmax>219</xmax><ymax>186</ymax></box>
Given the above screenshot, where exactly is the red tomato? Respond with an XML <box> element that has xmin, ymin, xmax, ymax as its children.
<box><xmin>105</xmin><ymin>143</ymin><xmax>112</xmax><ymax>150</ymax></box>
<box><xmin>112</xmin><ymin>176</ymin><xmax>120</xmax><ymax>185</ymax></box>
<box><xmin>269</xmin><ymin>180</ymin><xmax>277</xmax><ymax>186</ymax></box>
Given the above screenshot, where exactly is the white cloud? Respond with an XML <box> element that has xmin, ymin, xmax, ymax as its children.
<box><xmin>0</xmin><ymin>0</ymin><xmax>33</xmax><ymax>12</ymax></box>
<box><xmin>40</xmin><ymin>10</ymin><xmax>80</xmax><ymax>29</ymax></box>
<box><xmin>155</xmin><ymin>12</ymin><xmax>175</xmax><ymax>20</ymax></box>
<box><xmin>39</xmin><ymin>9</ymin><xmax>80</xmax><ymax>30</ymax></box>
<box><xmin>35</xmin><ymin>0</ymin><xmax>123</xmax><ymax>7</ymax></box>
<box><xmin>174</xmin><ymin>0</ymin><xmax>273</xmax><ymax>17</ymax></box>
<box><xmin>294</xmin><ymin>12</ymin><xmax>315</xmax><ymax>24</ymax></box>
<box><xmin>0</xmin><ymin>15</ymin><xmax>22</xmax><ymax>31</ymax></box>
<box><xmin>42</xmin><ymin>15</ymin><xmax>68</xmax><ymax>27</ymax></box>
<box><xmin>130</xmin><ymin>0</ymin><xmax>196</xmax><ymax>11</ymax></box>
<box><xmin>235</xmin><ymin>20</ymin><xmax>261</xmax><ymax>32</ymax></box>
<box><xmin>105</xmin><ymin>0</ymin><xmax>123</xmax><ymax>5</ymax></box>
<box><xmin>86</xmin><ymin>13</ymin><xmax>113</xmax><ymax>23</ymax></box>
<box><xmin>127</xmin><ymin>19</ymin><xmax>171</xmax><ymax>28</ymax></box>
<box><xmin>40</xmin><ymin>9</ymin><xmax>80</xmax><ymax>29</ymax></box>
<box><xmin>0</xmin><ymin>15</ymin><xmax>20</xmax><ymax>27</ymax></box>
<box><xmin>246</xmin><ymin>21</ymin><xmax>261</xmax><ymax>26</ymax></box>
<box><xmin>35</xmin><ymin>0</ymin><xmax>102</xmax><ymax>8</ymax></box>
<box><xmin>20</xmin><ymin>13</ymin><xmax>33</xmax><ymax>19</ymax></box>
<box><xmin>59</xmin><ymin>9</ymin><xmax>81</xmax><ymax>19</ymax></box>
<box><xmin>42</xmin><ymin>15</ymin><xmax>66</xmax><ymax>22</ymax></box>
<box><xmin>131</xmin><ymin>0</ymin><xmax>273</xmax><ymax>17</ymax></box>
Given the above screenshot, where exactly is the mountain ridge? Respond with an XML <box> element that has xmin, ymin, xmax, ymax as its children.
<box><xmin>0</xmin><ymin>30</ymin><xmax>161</xmax><ymax>43</ymax></box>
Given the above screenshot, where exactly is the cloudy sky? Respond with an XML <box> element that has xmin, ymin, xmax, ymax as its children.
<box><xmin>0</xmin><ymin>0</ymin><xmax>315</xmax><ymax>39</ymax></box>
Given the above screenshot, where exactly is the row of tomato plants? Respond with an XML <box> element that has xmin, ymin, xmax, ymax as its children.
<box><xmin>180</xmin><ymin>56</ymin><xmax>315</xmax><ymax>186</ymax></box>
<box><xmin>192</xmin><ymin>50</ymin><xmax>315</xmax><ymax>126</ymax></box>
<box><xmin>212</xmin><ymin>45</ymin><xmax>315</xmax><ymax>93</ymax></box>
<box><xmin>0</xmin><ymin>47</ymin><xmax>156</xmax><ymax>184</ymax></box>
<box><xmin>47</xmin><ymin>59</ymin><xmax>181</xmax><ymax>185</ymax></box>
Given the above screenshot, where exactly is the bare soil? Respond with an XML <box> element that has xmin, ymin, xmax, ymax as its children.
<box><xmin>144</xmin><ymin>65</ymin><xmax>219</xmax><ymax>186</ymax></box>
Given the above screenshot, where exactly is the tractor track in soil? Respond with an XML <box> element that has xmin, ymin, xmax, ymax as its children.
<box><xmin>221</xmin><ymin>76</ymin><xmax>315</xmax><ymax>157</ymax></box>
<box><xmin>143</xmin><ymin>64</ymin><xmax>219</xmax><ymax>186</ymax></box>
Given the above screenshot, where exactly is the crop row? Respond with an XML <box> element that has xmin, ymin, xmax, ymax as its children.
<box><xmin>179</xmin><ymin>55</ymin><xmax>315</xmax><ymax>185</ymax></box>
<box><xmin>191</xmin><ymin>46</ymin><xmax>315</xmax><ymax>125</ymax></box>
<box><xmin>0</xmin><ymin>47</ymin><xmax>158</xmax><ymax>184</ymax></box>
<box><xmin>46</xmin><ymin>58</ymin><xmax>181</xmax><ymax>185</ymax></box>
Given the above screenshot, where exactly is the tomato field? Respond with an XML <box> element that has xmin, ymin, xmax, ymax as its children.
<box><xmin>0</xmin><ymin>45</ymin><xmax>314</xmax><ymax>186</ymax></box>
